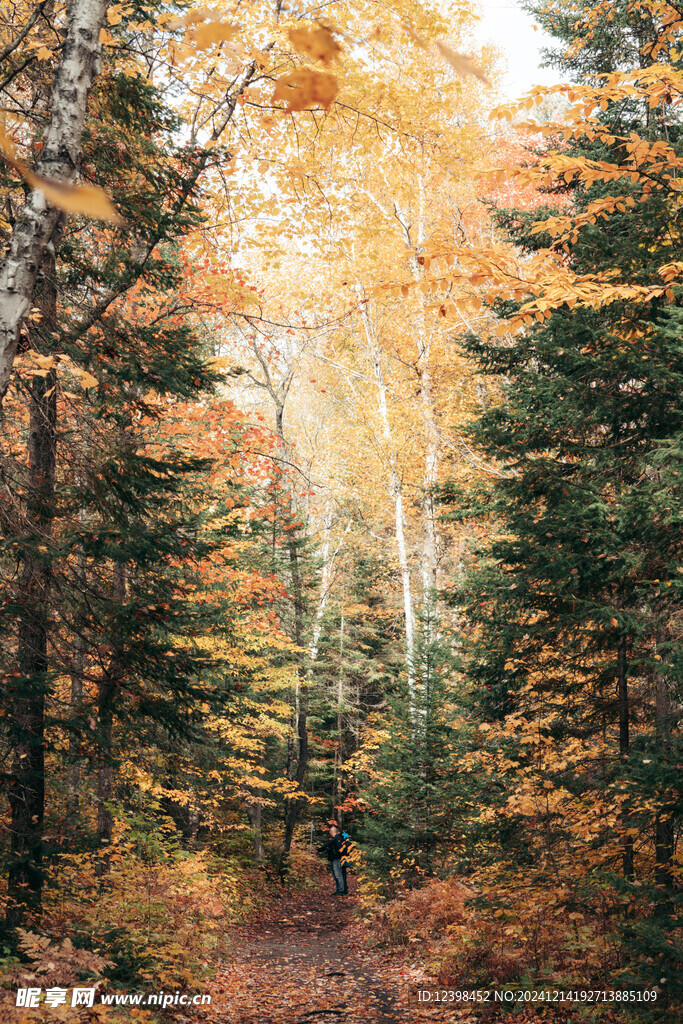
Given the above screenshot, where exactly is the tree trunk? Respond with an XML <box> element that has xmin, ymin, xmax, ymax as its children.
<box><xmin>96</xmin><ymin>559</ymin><xmax>126</xmax><ymax>874</ymax></box>
<box><xmin>66</xmin><ymin>543</ymin><xmax>87</xmax><ymax>824</ymax></box>
<box><xmin>246</xmin><ymin>800</ymin><xmax>265</xmax><ymax>860</ymax></box>
<box><xmin>617</xmin><ymin>637</ymin><xmax>634</xmax><ymax>879</ymax></box>
<box><xmin>393</xmin><ymin>191</ymin><xmax>440</xmax><ymax>602</ymax></box>
<box><xmin>7</xmin><ymin>250</ymin><xmax>58</xmax><ymax>923</ymax></box>
<box><xmin>654</xmin><ymin>669</ymin><xmax>674</xmax><ymax>892</ymax></box>
<box><xmin>66</xmin><ymin>646</ymin><xmax>84</xmax><ymax>824</ymax></box>
<box><xmin>358</xmin><ymin>291</ymin><xmax>416</xmax><ymax>712</ymax></box>
<box><xmin>95</xmin><ymin>678</ymin><xmax>115</xmax><ymax>874</ymax></box>
<box><xmin>336</xmin><ymin>597</ymin><xmax>345</xmax><ymax>822</ymax></box>
<box><xmin>0</xmin><ymin>0</ymin><xmax>108</xmax><ymax>400</ymax></box>
<box><xmin>278</xmin><ymin>417</ymin><xmax>308</xmax><ymax>857</ymax></box>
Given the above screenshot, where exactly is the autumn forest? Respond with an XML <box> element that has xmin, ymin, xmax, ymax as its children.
<box><xmin>0</xmin><ymin>0</ymin><xmax>680</xmax><ymax>1020</ymax></box>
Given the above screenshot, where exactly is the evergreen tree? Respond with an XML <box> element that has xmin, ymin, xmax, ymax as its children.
<box><xmin>444</xmin><ymin>0</ymin><xmax>682</xmax><ymax>1006</ymax></box>
<box><xmin>0</xmin><ymin>0</ymin><xmax>231</xmax><ymax>923</ymax></box>
<box><xmin>357</xmin><ymin>604</ymin><xmax>469</xmax><ymax>888</ymax></box>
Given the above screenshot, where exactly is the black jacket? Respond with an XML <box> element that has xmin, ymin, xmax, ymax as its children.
<box><xmin>320</xmin><ymin>833</ymin><xmax>344</xmax><ymax>863</ymax></box>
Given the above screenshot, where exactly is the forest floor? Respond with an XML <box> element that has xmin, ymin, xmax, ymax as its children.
<box><xmin>203</xmin><ymin>875</ymin><xmax>417</xmax><ymax>1024</ymax></box>
<box><xmin>188</xmin><ymin>874</ymin><xmax>579</xmax><ymax>1024</ymax></box>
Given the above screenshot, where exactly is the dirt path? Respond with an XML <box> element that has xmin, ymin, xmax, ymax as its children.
<box><xmin>209</xmin><ymin>878</ymin><xmax>411</xmax><ymax>1024</ymax></box>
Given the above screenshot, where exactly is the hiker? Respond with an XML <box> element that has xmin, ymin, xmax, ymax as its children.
<box><xmin>339</xmin><ymin>829</ymin><xmax>353</xmax><ymax>895</ymax></box>
<box><xmin>320</xmin><ymin>823</ymin><xmax>347</xmax><ymax>895</ymax></box>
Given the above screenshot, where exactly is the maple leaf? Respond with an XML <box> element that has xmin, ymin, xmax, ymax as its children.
<box><xmin>272</xmin><ymin>69</ymin><xmax>339</xmax><ymax>112</ymax></box>
<box><xmin>287</xmin><ymin>23</ymin><xmax>342</xmax><ymax>65</ymax></box>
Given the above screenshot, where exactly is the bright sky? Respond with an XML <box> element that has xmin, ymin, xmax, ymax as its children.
<box><xmin>474</xmin><ymin>0</ymin><xmax>562</xmax><ymax>99</ymax></box>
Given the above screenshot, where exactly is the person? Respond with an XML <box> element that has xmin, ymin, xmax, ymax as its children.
<box><xmin>339</xmin><ymin>830</ymin><xmax>353</xmax><ymax>895</ymax></box>
<box><xmin>320</xmin><ymin>823</ymin><xmax>347</xmax><ymax>895</ymax></box>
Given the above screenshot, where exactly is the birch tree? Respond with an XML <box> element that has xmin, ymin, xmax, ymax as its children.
<box><xmin>0</xmin><ymin>0</ymin><xmax>108</xmax><ymax>401</ymax></box>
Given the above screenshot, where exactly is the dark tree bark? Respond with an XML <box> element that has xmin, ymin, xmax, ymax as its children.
<box><xmin>283</xmin><ymin>536</ymin><xmax>308</xmax><ymax>856</ymax></box>
<box><xmin>617</xmin><ymin>637</ymin><xmax>634</xmax><ymax>879</ymax></box>
<box><xmin>7</xmin><ymin>250</ymin><xmax>57</xmax><ymax>923</ymax></box>
<box><xmin>654</xmin><ymin>671</ymin><xmax>674</xmax><ymax>893</ymax></box>
<box><xmin>95</xmin><ymin>558</ymin><xmax>125</xmax><ymax>875</ymax></box>
<box><xmin>66</xmin><ymin>544</ymin><xmax>87</xmax><ymax>824</ymax></box>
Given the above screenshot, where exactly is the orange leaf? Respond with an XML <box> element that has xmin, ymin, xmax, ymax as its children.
<box><xmin>0</xmin><ymin>127</ymin><xmax>122</xmax><ymax>224</ymax></box>
<box><xmin>192</xmin><ymin>21</ymin><xmax>240</xmax><ymax>49</ymax></box>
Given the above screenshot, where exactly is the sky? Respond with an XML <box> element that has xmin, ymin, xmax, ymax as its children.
<box><xmin>474</xmin><ymin>0</ymin><xmax>562</xmax><ymax>98</ymax></box>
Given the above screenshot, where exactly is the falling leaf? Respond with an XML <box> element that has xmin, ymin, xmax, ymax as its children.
<box><xmin>0</xmin><ymin>127</ymin><xmax>122</xmax><ymax>223</ymax></box>
<box><xmin>192</xmin><ymin>21</ymin><xmax>240</xmax><ymax>49</ymax></box>
<box><xmin>272</xmin><ymin>69</ymin><xmax>339</xmax><ymax>112</ymax></box>
<box><xmin>403</xmin><ymin>24</ymin><xmax>428</xmax><ymax>50</ymax></box>
<box><xmin>77</xmin><ymin>370</ymin><xmax>99</xmax><ymax>389</ymax></box>
<box><xmin>434</xmin><ymin>41</ymin><xmax>491</xmax><ymax>85</ymax></box>
<box><xmin>0</xmin><ymin>125</ymin><xmax>18</xmax><ymax>162</ymax></box>
<box><xmin>402</xmin><ymin>28</ymin><xmax>490</xmax><ymax>85</ymax></box>
<box><xmin>287</xmin><ymin>24</ymin><xmax>341</xmax><ymax>65</ymax></box>
<box><xmin>24</xmin><ymin>170</ymin><xmax>123</xmax><ymax>223</ymax></box>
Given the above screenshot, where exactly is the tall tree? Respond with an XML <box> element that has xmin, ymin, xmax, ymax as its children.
<box><xmin>445</xmin><ymin>0</ymin><xmax>682</xmax><ymax>1000</ymax></box>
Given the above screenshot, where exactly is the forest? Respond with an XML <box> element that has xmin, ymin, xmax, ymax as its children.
<box><xmin>0</xmin><ymin>0</ymin><xmax>681</xmax><ymax>1021</ymax></box>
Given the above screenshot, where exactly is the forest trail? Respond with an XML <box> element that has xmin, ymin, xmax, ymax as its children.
<box><xmin>210</xmin><ymin>879</ymin><xmax>410</xmax><ymax>1024</ymax></box>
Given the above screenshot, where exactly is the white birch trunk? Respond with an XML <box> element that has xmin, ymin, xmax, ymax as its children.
<box><xmin>0</xmin><ymin>0</ymin><xmax>108</xmax><ymax>400</ymax></box>
<box><xmin>357</xmin><ymin>289</ymin><xmax>416</xmax><ymax>711</ymax></box>
<box><xmin>394</xmin><ymin>185</ymin><xmax>440</xmax><ymax>602</ymax></box>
